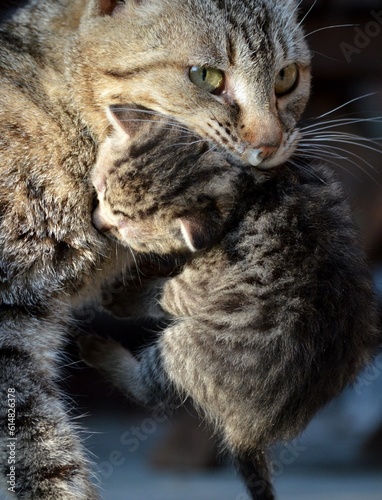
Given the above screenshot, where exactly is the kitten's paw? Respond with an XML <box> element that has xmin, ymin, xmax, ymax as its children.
<box><xmin>78</xmin><ymin>335</ymin><xmax>142</xmax><ymax>401</ymax></box>
<box><xmin>78</xmin><ymin>335</ymin><xmax>122</xmax><ymax>370</ymax></box>
<box><xmin>78</xmin><ymin>335</ymin><xmax>138</xmax><ymax>377</ymax></box>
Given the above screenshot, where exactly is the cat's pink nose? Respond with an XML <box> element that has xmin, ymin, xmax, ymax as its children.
<box><xmin>92</xmin><ymin>206</ymin><xmax>114</xmax><ymax>233</ymax></box>
<box><xmin>259</xmin><ymin>145</ymin><xmax>278</xmax><ymax>159</ymax></box>
<box><xmin>242</xmin><ymin>145</ymin><xmax>279</xmax><ymax>167</ymax></box>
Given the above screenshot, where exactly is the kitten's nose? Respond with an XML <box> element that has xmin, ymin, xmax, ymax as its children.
<box><xmin>92</xmin><ymin>206</ymin><xmax>114</xmax><ymax>233</ymax></box>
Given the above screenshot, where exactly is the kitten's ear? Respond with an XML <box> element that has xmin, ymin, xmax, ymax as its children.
<box><xmin>87</xmin><ymin>0</ymin><xmax>163</xmax><ymax>18</ymax></box>
<box><xmin>179</xmin><ymin>218</ymin><xmax>220</xmax><ymax>253</ymax></box>
<box><xmin>87</xmin><ymin>0</ymin><xmax>157</xmax><ymax>17</ymax></box>
<box><xmin>106</xmin><ymin>106</ymin><xmax>143</xmax><ymax>140</ymax></box>
<box><xmin>87</xmin><ymin>0</ymin><xmax>126</xmax><ymax>16</ymax></box>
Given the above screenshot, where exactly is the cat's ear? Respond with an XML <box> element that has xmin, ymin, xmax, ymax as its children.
<box><xmin>179</xmin><ymin>218</ymin><xmax>220</xmax><ymax>253</ymax></box>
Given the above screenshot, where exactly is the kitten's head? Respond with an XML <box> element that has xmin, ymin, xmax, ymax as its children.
<box><xmin>72</xmin><ymin>0</ymin><xmax>311</xmax><ymax>169</ymax></box>
<box><xmin>91</xmin><ymin>106</ymin><xmax>243</xmax><ymax>254</ymax></box>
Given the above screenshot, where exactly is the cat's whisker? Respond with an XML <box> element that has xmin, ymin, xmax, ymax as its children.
<box><xmin>288</xmin><ymin>0</ymin><xmax>306</xmax><ymax>31</ymax></box>
<box><xmin>301</xmin><ymin>136</ymin><xmax>382</xmax><ymax>156</ymax></box>
<box><xmin>301</xmin><ymin>131</ymin><xmax>382</xmax><ymax>146</ymax></box>
<box><xmin>292</xmin><ymin>153</ymin><xmax>365</xmax><ymax>183</ymax></box>
<box><xmin>315</xmin><ymin>93</ymin><xmax>377</xmax><ymax>120</ymax></box>
<box><xmin>298</xmin><ymin>141</ymin><xmax>378</xmax><ymax>168</ymax></box>
<box><xmin>171</xmin><ymin>140</ymin><xmax>207</xmax><ymax>147</ymax></box>
<box><xmin>199</xmin><ymin>143</ymin><xmax>218</xmax><ymax>162</ymax></box>
<box><xmin>295</xmin><ymin>0</ymin><xmax>318</xmax><ymax>34</ymax></box>
<box><xmin>296</xmin><ymin>146</ymin><xmax>349</xmax><ymax>161</ymax></box>
<box><xmin>158</xmin><ymin>139</ymin><xmax>208</xmax><ymax>157</ymax></box>
<box><xmin>300</xmin><ymin>116</ymin><xmax>382</xmax><ymax>132</ymax></box>
<box><xmin>309</xmin><ymin>51</ymin><xmax>343</xmax><ymax>63</ymax></box>
<box><xmin>118</xmin><ymin>117</ymin><xmax>193</xmax><ymax>134</ymax></box>
<box><xmin>297</xmin><ymin>144</ymin><xmax>381</xmax><ymax>186</ymax></box>
<box><xmin>286</xmin><ymin>158</ymin><xmax>327</xmax><ymax>184</ymax></box>
<box><xmin>130</xmin><ymin>249</ymin><xmax>143</xmax><ymax>286</ymax></box>
<box><xmin>113</xmin><ymin>106</ymin><xmax>164</xmax><ymax>118</ymax></box>
<box><xmin>306</xmin><ymin>24</ymin><xmax>357</xmax><ymax>38</ymax></box>
<box><xmin>111</xmin><ymin>106</ymin><xmax>196</xmax><ymax>135</ymax></box>
<box><xmin>295</xmin><ymin>147</ymin><xmax>354</xmax><ymax>165</ymax></box>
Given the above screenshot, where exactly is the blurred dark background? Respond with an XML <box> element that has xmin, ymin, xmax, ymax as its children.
<box><xmin>1</xmin><ymin>1</ymin><xmax>382</xmax><ymax>499</ymax></box>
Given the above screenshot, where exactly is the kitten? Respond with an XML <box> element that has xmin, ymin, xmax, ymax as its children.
<box><xmin>80</xmin><ymin>107</ymin><xmax>380</xmax><ymax>500</ymax></box>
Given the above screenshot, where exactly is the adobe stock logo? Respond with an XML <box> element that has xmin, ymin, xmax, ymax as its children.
<box><xmin>340</xmin><ymin>10</ymin><xmax>382</xmax><ymax>63</ymax></box>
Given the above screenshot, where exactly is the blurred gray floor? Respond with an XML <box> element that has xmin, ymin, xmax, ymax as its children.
<box><xmin>1</xmin><ymin>354</ymin><xmax>381</xmax><ymax>500</ymax></box>
<box><xmin>81</xmin><ymin>355</ymin><xmax>382</xmax><ymax>500</ymax></box>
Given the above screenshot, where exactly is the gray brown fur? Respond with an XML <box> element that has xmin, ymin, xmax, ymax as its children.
<box><xmin>80</xmin><ymin>111</ymin><xmax>379</xmax><ymax>500</ymax></box>
<box><xmin>0</xmin><ymin>2</ymin><xmax>128</xmax><ymax>498</ymax></box>
<box><xmin>0</xmin><ymin>0</ymin><xmax>375</xmax><ymax>498</ymax></box>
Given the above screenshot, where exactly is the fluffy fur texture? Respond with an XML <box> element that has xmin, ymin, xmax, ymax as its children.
<box><xmin>80</xmin><ymin>109</ymin><xmax>379</xmax><ymax>500</ymax></box>
<box><xmin>0</xmin><ymin>0</ymin><xmax>376</xmax><ymax>498</ymax></box>
<box><xmin>0</xmin><ymin>18</ymin><xmax>132</xmax><ymax>500</ymax></box>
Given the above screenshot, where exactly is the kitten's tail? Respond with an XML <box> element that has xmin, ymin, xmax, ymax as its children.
<box><xmin>236</xmin><ymin>450</ymin><xmax>274</xmax><ymax>500</ymax></box>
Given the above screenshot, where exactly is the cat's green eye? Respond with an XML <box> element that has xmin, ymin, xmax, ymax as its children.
<box><xmin>189</xmin><ymin>66</ymin><xmax>225</xmax><ymax>94</ymax></box>
<box><xmin>275</xmin><ymin>63</ymin><xmax>298</xmax><ymax>96</ymax></box>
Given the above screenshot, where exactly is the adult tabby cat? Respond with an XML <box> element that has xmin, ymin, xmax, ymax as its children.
<box><xmin>0</xmin><ymin>0</ymin><xmax>367</xmax><ymax>498</ymax></box>
<box><xmin>80</xmin><ymin>107</ymin><xmax>379</xmax><ymax>500</ymax></box>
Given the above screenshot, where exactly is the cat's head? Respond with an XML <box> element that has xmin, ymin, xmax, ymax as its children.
<box><xmin>71</xmin><ymin>0</ymin><xmax>311</xmax><ymax>169</ymax></box>
<box><xmin>91</xmin><ymin>106</ymin><xmax>243</xmax><ymax>254</ymax></box>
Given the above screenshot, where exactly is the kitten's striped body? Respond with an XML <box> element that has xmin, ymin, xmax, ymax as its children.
<box><xmin>81</xmin><ymin>112</ymin><xmax>379</xmax><ymax>499</ymax></box>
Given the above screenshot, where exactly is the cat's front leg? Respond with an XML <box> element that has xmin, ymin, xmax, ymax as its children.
<box><xmin>0</xmin><ymin>316</ymin><xmax>99</xmax><ymax>500</ymax></box>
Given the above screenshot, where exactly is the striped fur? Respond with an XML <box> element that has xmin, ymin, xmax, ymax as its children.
<box><xmin>68</xmin><ymin>0</ymin><xmax>311</xmax><ymax>167</ymax></box>
<box><xmin>0</xmin><ymin>0</ymin><xmax>375</xmax><ymax>498</ymax></box>
<box><xmin>81</xmin><ymin>114</ymin><xmax>380</xmax><ymax>500</ymax></box>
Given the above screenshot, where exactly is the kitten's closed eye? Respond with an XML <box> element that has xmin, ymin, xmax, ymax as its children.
<box><xmin>92</xmin><ymin>204</ymin><xmax>222</xmax><ymax>254</ymax></box>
